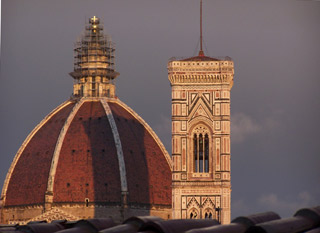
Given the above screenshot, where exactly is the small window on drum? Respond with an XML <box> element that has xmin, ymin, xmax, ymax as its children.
<box><xmin>85</xmin><ymin>198</ymin><xmax>89</xmax><ymax>207</ymax></box>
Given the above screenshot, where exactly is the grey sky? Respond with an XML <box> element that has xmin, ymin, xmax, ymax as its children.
<box><xmin>1</xmin><ymin>0</ymin><xmax>320</xmax><ymax>219</ymax></box>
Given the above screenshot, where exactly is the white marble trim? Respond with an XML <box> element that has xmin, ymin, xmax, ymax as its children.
<box><xmin>101</xmin><ymin>99</ymin><xmax>128</xmax><ymax>193</ymax></box>
<box><xmin>46</xmin><ymin>99</ymin><xmax>85</xmax><ymax>193</ymax></box>
<box><xmin>108</xmin><ymin>98</ymin><xmax>173</xmax><ymax>170</ymax></box>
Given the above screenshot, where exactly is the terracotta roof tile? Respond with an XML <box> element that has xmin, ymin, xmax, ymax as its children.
<box><xmin>108</xmin><ymin>102</ymin><xmax>171</xmax><ymax>206</ymax></box>
<box><xmin>54</xmin><ymin>101</ymin><xmax>121</xmax><ymax>203</ymax></box>
<box><xmin>181</xmin><ymin>56</ymin><xmax>220</xmax><ymax>61</ymax></box>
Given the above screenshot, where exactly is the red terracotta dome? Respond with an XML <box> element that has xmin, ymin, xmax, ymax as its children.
<box><xmin>1</xmin><ymin>98</ymin><xmax>172</xmax><ymax>223</ymax></box>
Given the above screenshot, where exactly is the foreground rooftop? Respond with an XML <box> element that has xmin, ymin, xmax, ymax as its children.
<box><xmin>0</xmin><ymin>206</ymin><xmax>319</xmax><ymax>233</ymax></box>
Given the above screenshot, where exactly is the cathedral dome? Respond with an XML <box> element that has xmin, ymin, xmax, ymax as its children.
<box><xmin>1</xmin><ymin>97</ymin><xmax>172</xmax><ymax>222</ymax></box>
<box><xmin>0</xmin><ymin>16</ymin><xmax>172</xmax><ymax>224</ymax></box>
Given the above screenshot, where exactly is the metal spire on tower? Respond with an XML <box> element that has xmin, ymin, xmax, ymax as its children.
<box><xmin>199</xmin><ymin>0</ymin><xmax>204</xmax><ymax>56</ymax></box>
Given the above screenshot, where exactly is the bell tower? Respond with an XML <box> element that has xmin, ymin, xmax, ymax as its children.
<box><xmin>168</xmin><ymin>0</ymin><xmax>234</xmax><ymax>224</ymax></box>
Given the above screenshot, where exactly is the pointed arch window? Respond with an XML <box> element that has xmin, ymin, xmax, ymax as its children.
<box><xmin>204</xmin><ymin>209</ymin><xmax>214</xmax><ymax>219</ymax></box>
<box><xmin>189</xmin><ymin>208</ymin><xmax>199</xmax><ymax>219</ymax></box>
<box><xmin>193</xmin><ymin>131</ymin><xmax>209</xmax><ymax>173</ymax></box>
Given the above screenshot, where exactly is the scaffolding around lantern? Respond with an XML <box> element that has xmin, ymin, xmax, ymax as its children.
<box><xmin>69</xmin><ymin>17</ymin><xmax>119</xmax><ymax>98</ymax></box>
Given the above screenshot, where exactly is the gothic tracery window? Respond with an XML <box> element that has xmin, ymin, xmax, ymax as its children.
<box><xmin>204</xmin><ymin>208</ymin><xmax>214</xmax><ymax>219</ymax></box>
<box><xmin>193</xmin><ymin>125</ymin><xmax>210</xmax><ymax>173</ymax></box>
<box><xmin>189</xmin><ymin>208</ymin><xmax>199</xmax><ymax>219</ymax></box>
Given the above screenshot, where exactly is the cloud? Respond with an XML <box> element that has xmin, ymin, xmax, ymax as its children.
<box><xmin>232</xmin><ymin>199</ymin><xmax>256</xmax><ymax>218</ymax></box>
<box><xmin>232</xmin><ymin>190</ymin><xmax>318</xmax><ymax>219</ymax></box>
<box><xmin>231</xmin><ymin>113</ymin><xmax>261</xmax><ymax>143</ymax></box>
<box><xmin>231</xmin><ymin>110</ymin><xmax>283</xmax><ymax>144</ymax></box>
<box><xmin>257</xmin><ymin>191</ymin><xmax>317</xmax><ymax>217</ymax></box>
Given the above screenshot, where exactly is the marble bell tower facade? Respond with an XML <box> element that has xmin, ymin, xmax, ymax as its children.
<box><xmin>168</xmin><ymin>54</ymin><xmax>234</xmax><ymax>224</ymax></box>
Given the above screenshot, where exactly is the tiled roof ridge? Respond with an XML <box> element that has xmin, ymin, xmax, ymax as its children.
<box><xmin>1</xmin><ymin>205</ymin><xmax>319</xmax><ymax>233</ymax></box>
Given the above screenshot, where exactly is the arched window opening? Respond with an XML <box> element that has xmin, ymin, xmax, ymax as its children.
<box><xmin>204</xmin><ymin>209</ymin><xmax>213</xmax><ymax>219</ymax></box>
<box><xmin>189</xmin><ymin>209</ymin><xmax>198</xmax><ymax>219</ymax></box>
<box><xmin>193</xmin><ymin>127</ymin><xmax>210</xmax><ymax>173</ymax></box>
